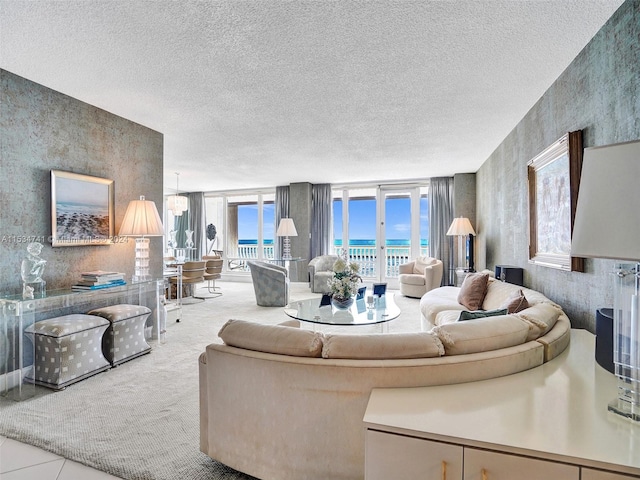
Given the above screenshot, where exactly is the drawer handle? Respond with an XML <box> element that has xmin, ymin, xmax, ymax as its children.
<box><xmin>481</xmin><ymin>468</ymin><xmax>488</xmax><ymax>480</ymax></box>
<box><xmin>441</xmin><ymin>461</ymin><xmax>446</xmax><ymax>480</ymax></box>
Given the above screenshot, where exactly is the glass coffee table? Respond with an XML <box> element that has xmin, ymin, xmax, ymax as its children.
<box><xmin>284</xmin><ymin>292</ymin><xmax>400</xmax><ymax>331</ymax></box>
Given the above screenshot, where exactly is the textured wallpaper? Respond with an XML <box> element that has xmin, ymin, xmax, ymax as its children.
<box><xmin>476</xmin><ymin>0</ymin><xmax>639</xmax><ymax>331</ymax></box>
<box><xmin>0</xmin><ymin>70</ymin><xmax>164</xmax><ymax>295</ymax></box>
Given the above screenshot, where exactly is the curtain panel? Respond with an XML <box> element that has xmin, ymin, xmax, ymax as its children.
<box><xmin>428</xmin><ymin>177</ymin><xmax>454</xmax><ymax>286</ymax></box>
<box><xmin>275</xmin><ymin>186</ymin><xmax>290</xmax><ymax>258</ymax></box>
<box><xmin>311</xmin><ymin>184</ymin><xmax>332</xmax><ymax>259</ymax></box>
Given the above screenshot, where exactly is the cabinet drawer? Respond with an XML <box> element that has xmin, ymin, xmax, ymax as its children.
<box><xmin>463</xmin><ymin>448</ymin><xmax>579</xmax><ymax>480</ymax></box>
<box><xmin>582</xmin><ymin>468</ymin><xmax>639</xmax><ymax>480</ymax></box>
<box><xmin>366</xmin><ymin>430</ymin><xmax>463</xmax><ymax>480</ymax></box>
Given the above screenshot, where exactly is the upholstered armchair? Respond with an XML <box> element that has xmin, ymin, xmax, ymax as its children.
<box><xmin>248</xmin><ymin>261</ymin><xmax>290</xmax><ymax>307</ymax></box>
<box><xmin>308</xmin><ymin>255</ymin><xmax>339</xmax><ymax>293</ymax></box>
<box><xmin>398</xmin><ymin>256</ymin><xmax>444</xmax><ymax>298</ymax></box>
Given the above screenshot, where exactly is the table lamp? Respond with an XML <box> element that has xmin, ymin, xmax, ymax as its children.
<box><xmin>119</xmin><ymin>195</ymin><xmax>164</xmax><ymax>282</ymax></box>
<box><xmin>446</xmin><ymin>217</ymin><xmax>476</xmax><ymax>272</ymax></box>
<box><xmin>571</xmin><ymin>139</ymin><xmax>640</xmax><ymax>422</ymax></box>
<box><xmin>277</xmin><ymin>218</ymin><xmax>298</xmax><ymax>260</ymax></box>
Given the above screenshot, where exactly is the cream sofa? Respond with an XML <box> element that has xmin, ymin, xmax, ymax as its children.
<box><xmin>199</xmin><ymin>280</ymin><xmax>570</xmax><ymax>480</ymax></box>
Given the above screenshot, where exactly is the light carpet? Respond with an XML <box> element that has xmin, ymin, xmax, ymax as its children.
<box><xmin>0</xmin><ymin>281</ymin><xmax>422</xmax><ymax>480</ymax></box>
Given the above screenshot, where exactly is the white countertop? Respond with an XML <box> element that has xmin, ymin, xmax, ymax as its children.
<box><xmin>364</xmin><ymin>329</ymin><xmax>640</xmax><ymax>475</ymax></box>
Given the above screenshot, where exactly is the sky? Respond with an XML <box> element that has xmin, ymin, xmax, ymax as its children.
<box><xmin>237</xmin><ymin>196</ymin><xmax>428</xmax><ymax>243</ymax></box>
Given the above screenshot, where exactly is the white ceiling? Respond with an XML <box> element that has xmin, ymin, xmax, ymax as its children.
<box><xmin>0</xmin><ymin>0</ymin><xmax>625</xmax><ymax>193</ymax></box>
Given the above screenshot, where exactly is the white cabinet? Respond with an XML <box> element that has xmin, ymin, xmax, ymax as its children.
<box><xmin>363</xmin><ymin>332</ymin><xmax>640</xmax><ymax>480</ymax></box>
<box><xmin>365</xmin><ymin>431</ymin><xmax>580</xmax><ymax>480</ymax></box>
<box><xmin>366</xmin><ymin>431</ymin><xmax>462</xmax><ymax>480</ymax></box>
<box><xmin>582</xmin><ymin>469</ymin><xmax>639</xmax><ymax>480</ymax></box>
<box><xmin>463</xmin><ymin>448</ymin><xmax>578</xmax><ymax>480</ymax></box>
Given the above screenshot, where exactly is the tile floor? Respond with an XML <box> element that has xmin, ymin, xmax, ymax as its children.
<box><xmin>0</xmin><ymin>436</ymin><xmax>121</xmax><ymax>480</ymax></box>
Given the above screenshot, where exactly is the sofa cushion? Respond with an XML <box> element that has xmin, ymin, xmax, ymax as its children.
<box><xmin>516</xmin><ymin>303</ymin><xmax>561</xmax><ymax>341</ymax></box>
<box><xmin>434</xmin><ymin>309</ymin><xmax>463</xmax><ymax>326</ymax></box>
<box><xmin>399</xmin><ymin>274</ymin><xmax>426</xmax><ymax>286</ymax></box>
<box><xmin>322</xmin><ymin>332</ymin><xmax>444</xmax><ymax>359</ymax></box>
<box><xmin>500</xmin><ymin>289</ymin><xmax>530</xmax><ymax>314</ymax></box>
<box><xmin>432</xmin><ymin>315</ymin><xmax>529</xmax><ymax>355</ymax></box>
<box><xmin>218</xmin><ymin>319</ymin><xmax>323</xmax><ymax>357</ymax></box>
<box><xmin>459</xmin><ymin>308</ymin><xmax>508</xmax><ymax>321</ymax></box>
<box><xmin>457</xmin><ymin>272</ymin><xmax>489</xmax><ymax>311</ymax></box>
<box><xmin>413</xmin><ymin>256</ymin><xmax>437</xmax><ymax>274</ymax></box>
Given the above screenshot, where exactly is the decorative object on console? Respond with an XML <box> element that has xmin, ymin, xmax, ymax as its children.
<box><xmin>51</xmin><ymin>170</ymin><xmax>115</xmax><ymax>247</ymax></box>
<box><xmin>571</xmin><ymin>138</ymin><xmax>640</xmax><ymax>422</ymax></box>
<box><xmin>528</xmin><ymin>131</ymin><xmax>584</xmax><ymax>271</ymax></box>
<box><xmin>166</xmin><ymin>172</ymin><xmax>188</xmax><ymax>216</ymax></box>
<box><xmin>276</xmin><ymin>218</ymin><xmax>298</xmax><ymax>260</ymax></box>
<box><xmin>72</xmin><ymin>270</ymin><xmax>126</xmax><ymax>290</ymax></box>
<box><xmin>185</xmin><ymin>229</ymin><xmax>194</xmax><ymax>248</ymax></box>
<box><xmin>119</xmin><ymin>196</ymin><xmax>164</xmax><ymax>282</ymax></box>
<box><xmin>446</xmin><ymin>217</ymin><xmax>476</xmax><ymax>273</ymax></box>
<box><xmin>21</xmin><ymin>242</ymin><xmax>46</xmax><ymax>299</ymax></box>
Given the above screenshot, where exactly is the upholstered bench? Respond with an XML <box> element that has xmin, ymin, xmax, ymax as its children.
<box><xmin>24</xmin><ymin>314</ymin><xmax>111</xmax><ymax>390</ymax></box>
<box><xmin>88</xmin><ymin>304</ymin><xmax>152</xmax><ymax>366</ymax></box>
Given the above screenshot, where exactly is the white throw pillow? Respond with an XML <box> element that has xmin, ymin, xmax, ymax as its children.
<box><xmin>413</xmin><ymin>256</ymin><xmax>437</xmax><ymax>274</ymax></box>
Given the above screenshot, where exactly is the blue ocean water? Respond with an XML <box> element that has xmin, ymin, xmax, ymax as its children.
<box><xmin>57</xmin><ymin>201</ymin><xmax>108</xmax><ymax>216</ymax></box>
<box><xmin>238</xmin><ymin>239</ymin><xmax>428</xmax><ymax>246</ymax></box>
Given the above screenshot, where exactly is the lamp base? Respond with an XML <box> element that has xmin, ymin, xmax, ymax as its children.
<box><xmin>133</xmin><ymin>237</ymin><xmax>151</xmax><ymax>283</ymax></box>
<box><xmin>608</xmin><ymin>397</ymin><xmax>640</xmax><ymax>422</ymax></box>
<box><xmin>282</xmin><ymin>237</ymin><xmax>292</xmax><ymax>260</ymax></box>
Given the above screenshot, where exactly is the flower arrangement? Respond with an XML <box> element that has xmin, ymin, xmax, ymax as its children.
<box><xmin>328</xmin><ymin>253</ymin><xmax>362</xmax><ymax>301</ymax></box>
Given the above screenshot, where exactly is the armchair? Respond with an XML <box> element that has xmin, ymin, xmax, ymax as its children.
<box><xmin>248</xmin><ymin>261</ymin><xmax>290</xmax><ymax>307</ymax></box>
<box><xmin>308</xmin><ymin>255</ymin><xmax>339</xmax><ymax>293</ymax></box>
<box><xmin>398</xmin><ymin>256</ymin><xmax>444</xmax><ymax>298</ymax></box>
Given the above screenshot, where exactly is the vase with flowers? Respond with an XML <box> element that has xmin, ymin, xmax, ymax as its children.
<box><xmin>328</xmin><ymin>253</ymin><xmax>362</xmax><ymax>308</ymax></box>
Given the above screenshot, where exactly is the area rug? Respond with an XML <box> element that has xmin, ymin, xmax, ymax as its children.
<box><xmin>0</xmin><ymin>281</ymin><xmax>422</xmax><ymax>480</ymax></box>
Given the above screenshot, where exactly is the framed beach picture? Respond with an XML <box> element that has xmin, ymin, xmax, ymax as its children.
<box><xmin>527</xmin><ymin>131</ymin><xmax>584</xmax><ymax>271</ymax></box>
<box><xmin>51</xmin><ymin>170</ymin><xmax>115</xmax><ymax>246</ymax></box>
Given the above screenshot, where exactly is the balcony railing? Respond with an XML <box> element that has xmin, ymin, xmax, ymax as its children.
<box><xmin>227</xmin><ymin>243</ymin><xmax>428</xmax><ymax>278</ymax></box>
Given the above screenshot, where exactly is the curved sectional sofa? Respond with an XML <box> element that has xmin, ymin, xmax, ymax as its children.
<box><xmin>199</xmin><ymin>275</ymin><xmax>570</xmax><ymax>480</ymax></box>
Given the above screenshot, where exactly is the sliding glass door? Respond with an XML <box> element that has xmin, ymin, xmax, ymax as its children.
<box><xmin>332</xmin><ymin>184</ymin><xmax>429</xmax><ymax>288</ymax></box>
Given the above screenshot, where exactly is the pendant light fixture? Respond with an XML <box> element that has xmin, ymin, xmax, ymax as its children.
<box><xmin>166</xmin><ymin>172</ymin><xmax>188</xmax><ymax>216</ymax></box>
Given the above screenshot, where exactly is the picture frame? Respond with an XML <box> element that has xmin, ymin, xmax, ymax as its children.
<box><xmin>51</xmin><ymin>170</ymin><xmax>115</xmax><ymax>247</ymax></box>
<box><xmin>527</xmin><ymin>131</ymin><xmax>584</xmax><ymax>271</ymax></box>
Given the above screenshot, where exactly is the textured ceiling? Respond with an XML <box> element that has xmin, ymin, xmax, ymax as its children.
<box><xmin>0</xmin><ymin>0</ymin><xmax>625</xmax><ymax>193</ymax></box>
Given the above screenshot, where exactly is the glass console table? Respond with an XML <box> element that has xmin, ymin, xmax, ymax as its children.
<box><xmin>0</xmin><ymin>279</ymin><xmax>162</xmax><ymax>401</ymax></box>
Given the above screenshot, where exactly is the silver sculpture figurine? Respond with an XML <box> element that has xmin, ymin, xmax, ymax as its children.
<box><xmin>21</xmin><ymin>242</ymin><xmax>47</xmax><ymax>299</ymax></box>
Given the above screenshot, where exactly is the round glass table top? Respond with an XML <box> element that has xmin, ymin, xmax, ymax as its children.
<box><xmin>284</xmin><ymin>292</ymin><xmax>400</xmax><ymax>326</ymax></box>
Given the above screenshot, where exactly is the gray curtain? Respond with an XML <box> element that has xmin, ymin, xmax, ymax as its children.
<box><xmin>429</xmin><ymin>177</ymin><xmax>455</xmax><ymax>286</ymax></box>
<box><xmin>188</xmin><ymin>192</ymin><xmax>205</xmax><ymax>260</ymax></box>
<box><xmin>311</xmin><ymin>184</ymin><xmax>331</xmax><ymax>259</ymax></box>
<box><xmin>275</xmin><ymin>186</ymin><xmax>289</xmax><ymax>258</ymax></box>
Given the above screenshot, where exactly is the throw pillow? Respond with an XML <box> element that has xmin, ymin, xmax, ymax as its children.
<box><xmin>458</xmin><ymin>308</ymin><xmax>508</xmax><ymax>321</ymax></box>
<box><xmin>218</xmin><ymin>319</ymin><xmax>323</xmax><ymax>357</ymax></box>
<box><xmin>500</xmin><ymin>289</ymin><xmax>530</xmax><ymax>314</ymax></box>
<box><xmin>413</xmin><ymin>256</ymin><xmax>436</xmax><ymax>274</ymax></box>
<box><xmin>457</xmin><ymin>272</ymin><xmax>489</xmax><ymax>311</ymax></box>
<box><xmin>432</xmin><ymin>315</ymin><xmax>530</xmax><ymax>355</ymax></box>
<box><xmin>322</xmin><ymin>332</ymin><xmax>444</xmax><ymax>359</ymax></box>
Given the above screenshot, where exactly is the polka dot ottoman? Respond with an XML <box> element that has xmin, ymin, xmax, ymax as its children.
<box><xmin>88</xmin><ymin>304</ymin><xmax>152</xmax><ymax>366</ymax></box>
<box><xmin>24</xmin><ymin>314</ymin><xmax>111</xmax><ymax>390</ymax></box>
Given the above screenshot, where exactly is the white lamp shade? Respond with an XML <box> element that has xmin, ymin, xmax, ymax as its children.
<box><xmin>276</xmin><ymin>218</ymin><xmax>298</xmax><ymax>237</ymax></box>
<box><xmin>119</xmin><ymin>196</ymin><xmax>164</xmax><ymax>237</ymax></box>
<box><xmin>571</xmin><ymin>140</ymin><xmax>640</xmax><ymax>261</ymax></box>
<box><xmin>166</xmin><ymin>195</ymin><xmax>188</xmax><ymax>215</ymax></box>
<box><xmin>446</xmin><ymin>217</ymin><xmax>476</xmax><ymax>236</ymax></box>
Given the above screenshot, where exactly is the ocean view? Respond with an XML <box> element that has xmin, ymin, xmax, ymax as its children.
<box><xmin>238</xmin><ymin>239</ymin><xmax>428</xmax><ymax>246</ymax></box>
